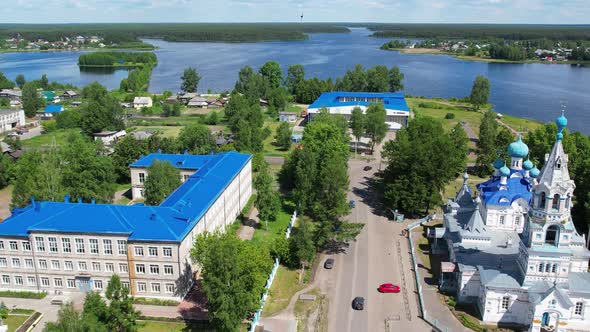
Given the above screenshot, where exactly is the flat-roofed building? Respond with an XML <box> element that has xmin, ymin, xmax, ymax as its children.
<box><xmin>0</xmin><ymin>109</ymin><xmax>25</xmax><ymax>133</ymax></box>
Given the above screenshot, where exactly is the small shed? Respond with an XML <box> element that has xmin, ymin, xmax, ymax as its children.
<box><xmin>93</xmin><ymin>130</ymin><xmax>126</xmax><ymax>145</ymax></box>
<box><xmin>133</xmin><ymin>96</ymin><xmax>153</xmax><ymax>109</ymax></box>
<box><xmin>279</xmin><ymin>112</ymin><xmax>298</xmax><ymax>123</ymax></box>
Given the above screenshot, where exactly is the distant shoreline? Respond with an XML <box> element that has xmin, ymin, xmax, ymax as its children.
<box><xmin>0</xmin><ymin>46</ymin><xmax>156</xmax><ymax>55</ymax></box>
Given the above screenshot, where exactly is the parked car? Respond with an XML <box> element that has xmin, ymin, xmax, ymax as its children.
<box><xmin>324</xmin><ymin>258</ymin><xmax>334</xmax><ymax>269</ymax></box>
<box><xmin>363</xmin><ymin>165</ymin><xmax>372</xmax><ymax>171</ymax></box>
<box><xmin>349</xmin><ymin>200</ymin><xmax>356</xmax><ymax>208</ymax></box>
<box><xmin>6</xmin><ymin>132</ymin><xmax>18</xmax><ymax>137</ymax></box>
<box><xmin>378</xmin><ymin>283</ymin><xmax>401</xmax><ymax>293</ymax></box>
<box><xmin>352</xmin><ymin>297</ymin><xmax>365</xmax><ymax>310</ymax></box>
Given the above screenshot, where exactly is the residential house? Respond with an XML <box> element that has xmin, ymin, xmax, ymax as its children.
<box><xmin>0</xmin><ymin>109</ymin><xmax>25</xmax><ymax>133</ymax></box>
<box><xmin>133</xmin><ymin>97</ymin><xmax>153</xmax><ymax>109</ymax></box>
<box><xmin>92</xmin><ymin>130</ymin><xmax>126</xmax><ymax>146</ymax></box>
<box><xmin>60</xmin><ymin>91</ymin><xmax>79</xmax><ymax>99</ymax></box>
<box><xmin>187</xmin><ymin>97</ymin><xmax>207</xmax><ymax>108</ymax></box>
<box><xmin>37</xmin><ymin>105</ymin><xmax>64</xmax><ymax>119</ymax></box>
<box><xmin>0</xmin><ymin>89</ymin><xmax>22</xmax><ymax>100</ymax></box>
<box><xmin>178</xmin><ymin>93</ymin><xmax>198</xmax><ymax>104</ymax></box>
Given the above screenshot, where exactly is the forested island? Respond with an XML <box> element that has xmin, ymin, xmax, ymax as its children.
<box><xmin>78</xmin><ymin>51</ymin><xmax>157</xmax><ymax>67</ymax></box>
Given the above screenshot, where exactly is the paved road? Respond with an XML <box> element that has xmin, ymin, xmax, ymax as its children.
<box><xmin>316</xmin><ymin>156</ymin><xmax>430</xmax><ymax>332</ymax></box>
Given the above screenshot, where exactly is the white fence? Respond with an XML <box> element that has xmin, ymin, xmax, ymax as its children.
<box><xmin>249</xmin><ymin>210</ymin><xmax>297</xmax><ymax>332</ymax></box>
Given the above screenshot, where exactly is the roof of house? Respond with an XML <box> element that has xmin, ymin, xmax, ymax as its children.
<box><xmin>0</xmin><ymin>151</ymin><xmax>251</xmax><ymax>242</ymax></box>
<box><xmin>568</xmin><ymin>272</ymin><xmax>590</xmax><ymax>293</ymax></box>
<box><xmin>478</xmin><ymin>266</ymin><xmax>522</xmax><ymax>289</ymax></box>
<box><xmin>308</xmin><ymin>91</ymin><xmax>410</xmax><ymax>113</ymax></box>
<box><xmin>62</xmin><ymin>90</ymin><xmax>78</xmax><ymax>96</ymax></box>
<box><xmin>130</xmin><ymin>152</ymin><xmax>211</xmax><ymax>170</ymax></box>
<box><xmin>133</xmin><ymin>96</ymin><xmax>152</xmax><ymax>104</ymax></box>
<box><xmin>92</xmin><ymin>130</ymin><xmax>126</xmax><ymax>138</ymax></box>
<box><xmin>477</xmin><ymin>170</ymin><xmax>533</xmax><ymax>206</ymax></box>
<box><xmin>43</xmin><ymin>105</ymin><xmax>64</xmax><ymax>113</ymax></box>
<box><xmin>280</xmin><ymin>112</ymin><xmax>298</xmax><ymax>116</ymax></box>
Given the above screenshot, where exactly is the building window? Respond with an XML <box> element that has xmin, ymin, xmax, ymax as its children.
<box><xmin>545</xmin><ymin>225</ymin><xmax>559</xmax><ymax>246</ymax></box>
<box><xmin>575</xmin><ymin>302</ymin><xmax>584</xmax><ymax>316</ymax></box>
<box><xmin>103</xmin><ymin>240</ymin><xmax>113</xmax><ymax>255</ymax></box>
<box><xmin>94</xmin><ymin>280</ymin><xmax>103</xmax><ymax>290</ymax></box>
<box><xmin>62</xmin><ymin>238</ymin><xmax>72</xmax><ymax>253</ymax></box>
<box><xmin>551</xmin><ymin>264</ymin><xmax>558</xmax><ymax>273</ymax></box>
<box><xmin>67</xmin><ymin>279</ymin><xmax>76</xmax><ymax>288</ymax></box>
<box><xmin>119</xmin><ymin>263</ymin><xmax>128</xmax><ymax>273</ymax></box>
<box><xmin>137</xmin><ymin>282</ymin><xmax>146</xmax><ymax>292</ymax></box>
<box><xmin>163</xmin><ymin>247</ymin><xmax>172</xmax><ymax>257</ymax></box>
<box><xmin>122</xmin><ymin>281</ymin><xmax>130</xmax><ymax>290</ymax></box>
<box><xmin>105</xmin><ymin>263</ymin><xmax>114</xmax><ymax>272</ymax></box>
<box><xmin>552</xmin><ymin>194</ymin><xmax>560</xmax><ymax>210</ymax></box>
<box><xmin>40</xmin><ymin>277</ymin><xmax>50</xmax><ymax>287</ymax></box>
<box><xmin>51</xmin><ymin>260</ymin><xmax>60</xmax><ymax>270</ymax></box>
<box><xmin>540</xmin><ymin>192</ymin><xmax>547</xmax><ymax>208</ymax></box>
<box><xmin>9</xmin><ymin>241</ymin><xmax>18</xmax><ymax>251</ymax></box>
<box><xmin>117</xmin><ymin>240</ymin><xmax>127</xmax><ymax>255</ymax></box>
<box><xmin>27</xmin><ymin>276</ymin><xmax>36</xmax><ymax>286</ymax></box>
<box><xmin>135</xmin><ymin>264</ymin><xmax>145</xmax><ymax>274</ymax></box>
<box><xmin>78</xmin><ymin>261</ymin><xmax>87</xmax><ymax>271</ymax></box>
<box><xmin>11</xmin><ymin>258</ymin><xmax>21</xmax><ymax>268</ymax></box>
<box><xmin>139</xmin><ymin>173</ymin><xmax>145</xmax><ymax>183</ymax></box>
<box><xmin>515</xmin><ymin>216</ymin><xmax>520</xmax><ymax>225</ymax></box>
<box><xmin>165</xmin><ymin>284</ymin><xmax>175</xmax><ymax>294</ymax></box>
<box><xmin>164</xmin><ymin>265</ymin><xmax>173</xmax><ymax>275</ymax></box>
<box><xmin>75</xmin><ymin>238</ymin><xmax>85</xmax><ymax>254</ymax></box>
<box><xmin>14</xmin><ymin>276</ymin><xmax>23</xmax><ymax>286</ymax></box>
<box><xmin>0</xmin><ymin>258</ymin><xmax>6</xmax><ymax>267</ymax></box>
<box><xmin>134</xmin><ymin>246</ymin><xmax>144</xmax><ymax>256</ymax></box>
<box><xmin>538</xmin><ymin>263</ymin><xmax>544</xmax><ymax>272</ymax></box>
<box><xmin>501</xmin><ymin>296</ymin><xmax>510</xmax><ymax>310</ymax></box>
<box><xmin>64</xmin><ymin>261</ymin><xmax>73</xmax><ymax>270</ymax></box>
<box><xmin>89</xmin><ymin>239</ymin><xmax>99</xmax><ymax>254</ymax></box>
<box><xmin>35</xmin><ymin>236</ymin><xmax>45</xmax><ymax>252</ymax></box>
<box><xmin>48</xmin><ymin>237</ymin><xmax>58</xmax><ymax>253</ymax></box>
<box><xmin>536</xmin><ymin>233</ymin><xmax>542</xmax><ymax>240</ymax></box>
<box><xmin>1</xmin><ymin>275</ymin><xmax>9</xmax><ymax>285</ymax></box>
<box><xmin>38</xmin><ymin>259</ymin><xmax>47</xmax><ymax>269</ymax></box>
<box><xmin>25</xmin><ymin>259</ymin><xmax>34</xmax><ymax>269</ymax></box>
<box><xmin>92</xmin><ymin>262</ymin><xmax>101</xmax><ymax>272</ymax></box>
<box><xmin>54</xmin><ymin>278</ymin><xmax>63</xmax><ymax>288</ymax></box>
<box><xmin>151</xmin><ymin>283</ymin><xmax>161</xmax><ymax>293</ymax></box>
<box><xmin>22</xmin><ymin>241</ymin><xmax>31</xmax><ymax>252</ymax></box>
<box><xmin>0</xmin><ymin>241</ymin><xmax>4</xmax><ymax>250</ymax></box>
<box><xmin>499</xmin><ymin>216</ymin><xmax>505</xmax><ymax>225</ymax></box>
<box><xmin>148</xmin><ymin>247</ymin><xmax>158</xmax><ymax>256</ymax></box>
<box><xmin>545</xmin><ymin>263</ymin><xmax>551</xmax><ymax>273</ymax></box>
<box><xmin>149</xmin><ymin>265</ymin><xmax>159</xmax><ymax>275</ymax></box>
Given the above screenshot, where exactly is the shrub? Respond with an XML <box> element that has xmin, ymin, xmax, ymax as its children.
<box><xmin>446</xmin><ymin>296</ymin><xmax>457</xmax><ymax>307</ymax></box>
<box><xmin>133</xmin><ymin>297</ymin><xmax>179</xmax><ymax>306</ymax></box>
<box><xmin>0</xmin><ymin>291</ymin><xmax>46</xmax><ymax>299</ymax></box>
<box><xmin>445</xmin><ymin>113</ymin><xmax>455</xmax><ymax>119</ymax></box>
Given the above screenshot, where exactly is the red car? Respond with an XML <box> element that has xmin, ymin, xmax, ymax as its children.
<box><xmin>378</xmin><ymin>283</ymin><xmax>401</xmax><ymax>293</ymax></box>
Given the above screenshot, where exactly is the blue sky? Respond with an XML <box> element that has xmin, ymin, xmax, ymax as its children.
<box><xmin>3</xmin><ymin>0</ymin><xmax>589</xmax><ymax>24</ymax></box>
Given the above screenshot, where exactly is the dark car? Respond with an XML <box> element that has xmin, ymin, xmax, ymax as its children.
<box><xmin>349</xmin><ymin>200</ymin><xmax>356</xmax><ymax>208</ymax></box>
<box><xmin>363</xmin><ymin>165</ymin><xmax>372</xmax><ymax>171</ymax></box>
<box><xmin>324</xmin><ymin>258</ymin><xmax>334</xmax><ymax>269</ymax></box>
<box><xmin>352</xmin><ymin>297</ymin><xmax>365</xmax><ymax>310</ymax></box>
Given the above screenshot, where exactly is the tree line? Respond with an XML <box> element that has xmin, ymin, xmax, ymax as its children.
<box><xmin>78</xmin><ymin>52</ymin><xmax>157</xmax><ymax>67</ymax></box>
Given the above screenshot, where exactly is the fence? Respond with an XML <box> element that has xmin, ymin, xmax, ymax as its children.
<box><xmin>249</xmin><ymin>210</ymin><xmax>297</xmax><ymax>332</ymax></box>
<box><xmin>406</xmin><ymin>215</ymin><xmax>450</xmax><ymax>332</ymax></box>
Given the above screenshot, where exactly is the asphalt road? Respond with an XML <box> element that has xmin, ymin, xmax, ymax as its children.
<box><xmin>316</xmin><ymin>155</ymin><xmax>430</xmax><ymax>332</ymax></box>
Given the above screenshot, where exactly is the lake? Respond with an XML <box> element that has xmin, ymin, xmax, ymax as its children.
<box><xmin>0</xmin><ymin>28</ymin><xmax>589</xmax><ymax>133</ymax></box>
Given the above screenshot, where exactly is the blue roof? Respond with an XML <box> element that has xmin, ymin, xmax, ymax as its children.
<box><xmin>130</xmin><ymin>152</ymin><xmax>211</xmax><ymax>170</ymax></box>
<box><xmin>308</xmin><ymin>91</ymin><xmax>409</xmax><ymax>112</ymax></box>
<box><xmin>477</xmin><ymin>169</ymin><xmax>533</xmax><ymax>206</ymax></box>
<box><xmin>0</xmin><ymin>151</ymin><xmax>251</xmax><ymax>242</ymax></box>
<box><xmin>44</xmin><ymin>105</ymin><xmax>63</xmax><ymax>113</ymax></box>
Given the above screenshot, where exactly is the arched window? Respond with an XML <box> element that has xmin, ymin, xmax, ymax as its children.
<box><xmin>540</xmin><ymin>192</ymin><xmax>546</xmax><ymax>209</ymax></box>
<box><xmin>575</xmin><ymin>302</ymin><xmax>584</xmax><ymax>316</ymax></box>
<box><xmin>551</xmin><ymin>264</ymin><xmax>558</xmax><ymax>273</ymax></box>
<box><xmin>566</xmin><ymin>196</ymin><xmax>571</xmax><ymax>209</ymax></box>
<box><xmin>538</xmin><ymin>263</ymin><xmax>544</xmax><ymax>272</ymax></box>
<box><xmin>552</xmin><ymin>194</ymin><xmax>560</xmax><ymax>211</ymax></box>
<box><xmin>545</xmin><ymin>263</ymin><xmax>551</xmax><ymax>272</ymax></box>
<box><xmin>556</xmin><ymin>157</ymin><xmax>562</xmax><ymax>170</ymax></box>
<box><xmin>501</xmin><ymin>296</ymin><xmax>510</xmax><ymax>310</ymax></box>
<box><xmin>545</xmin><ymin>225</ymin><xmax>560</xmax><ymax>246</ymax></box>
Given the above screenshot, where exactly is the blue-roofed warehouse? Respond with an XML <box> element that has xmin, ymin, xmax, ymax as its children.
<box><xmin>0</xmin><ymin>151</ymin><xmax>253</xmax><ymax>299</ymax></box>
<box><xmin>37</xmin><ymin>104</ymin><xmax>64</xmax><ymax>119</ymax></box>
<box><xmin>307</xmin><ymin>91</ymin><xmax>410</xmax><ymax>129</ymax></box>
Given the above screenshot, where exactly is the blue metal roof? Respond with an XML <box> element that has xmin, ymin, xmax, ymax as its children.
<box><xmin>477</xmin><ymin>169</ymin><xmax>533</xmax><ymax>206</ymax></box>
<box><xmin>0</xmin><ymin>151</ymin><xmax>251</xmax><ymax>242</ymax></box>
<box><xmin>130</xmin><ymin>152</ymin><xmax>211</xmax><ymax>170</ymax></box>
<box><xmin>308</xmin><ymin>91</ymin><xmax>409</xmax><ymax>112</ymax></box>
<box><xmin>43</xmin><ymin>105</ymin><xmax>63</xmax><ymax>113</ymax></box>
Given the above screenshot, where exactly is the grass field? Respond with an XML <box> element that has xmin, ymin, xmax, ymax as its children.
<box><xmin>262</xmin><ymin>265</ymin><xmax>308</xmax><ymax>317</ymax></box>
<box><xmin>263</xmin><ymin>121</ymin><xmax>295</xmax><ymax>157</ymax></box>
<box><xmin>130</xmin><ymin>126</ymin><xmax>182</xmax><ymax>138</ymax></box>
<box><xmin>407</xmin><ymin>97</ymin><xmax>488</xmax><ymax>135</ymax></box>
<box><xmin>21</xmin><ymin>128</ymin><xmax>81</xmax><ymax>149</ymax></box>
<box><xmin>5</xmin><ymin>314</ymin><xmax>31</xmax><ymax>332</ymax></box>
<box><xmin>500</xmin><ymin>114</ymin><xmax>543</xmax><ymax>134</ymax></box>
<box><xmin>250</xmin><ymin>204</ymin><xmax>294</xmax><ymax>247</ymax></box>
<box><xmin>137</xmin><ymin>320</ymin><xmax>214</xmax><ymax>332</ymax></box>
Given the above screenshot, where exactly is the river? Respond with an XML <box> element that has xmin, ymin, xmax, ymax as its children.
<box><xmin>0</xmin><ymin>28</ymin><xmax>588</xmax><ymax>133</ymax></box>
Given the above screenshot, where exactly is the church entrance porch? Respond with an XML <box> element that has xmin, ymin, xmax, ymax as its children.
<box><xmin>540</xmin><ymin>312</ymin><xmax>560</xmax><ymax>332</ymax></box>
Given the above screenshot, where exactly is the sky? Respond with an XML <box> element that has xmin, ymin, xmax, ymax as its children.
<box><xmin>2</xmin><ymin>0</ymin><xmax>589</xmax><ymax>24</ymax></box>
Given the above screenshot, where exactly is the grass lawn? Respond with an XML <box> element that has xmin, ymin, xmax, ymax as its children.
<box><xmin>130</xmin><ymin>126</ymin><xmax>182</xmax><ymax>138</ymax></box>
<box><xmin>250</xmin><ymin>206</ymin><xmax>294</xmax><ymax>247</ymax></box>
<box><xmin>407</xmin><ymin>97</ymin><xmax>488</xmax><ymax>136</ymax></box>
<box><xmin>293</xmin><ymin>288</ymin><xmax>328</xmax><ymax>332</ymax></box>
<box><xmin>263</xmin><ymin>121</ymin><xmax>294</xmax><ymax>157</ymax></box>
<box><xmin>262</xmin><ymin>265</ymin><xmax>308</xmax><ymax>317</ymax></box>
<box><xmin>21</xmin><ymin>128</ymin><xmax>81</xmax><ymax>149</ymax></box>
<box><xmin>137</xmin><ymin>320</ymin><xmax>214</xmax><ymax>332</ymax></box>
<box><xmin>500</xmin><ymin>114</ymin><xmax>543</xmax><ymax>134</ymax></box>
<box><xmin>4</xmin><ymin>314</ymin><xmax>30</xmax><ymax>332</ymax></box>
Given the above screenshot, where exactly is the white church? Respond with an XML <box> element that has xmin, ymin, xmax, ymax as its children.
<box><xmin>437</xmin><ymin>112</ymin><xmax>590</xmax><ymax>332</ymax></box>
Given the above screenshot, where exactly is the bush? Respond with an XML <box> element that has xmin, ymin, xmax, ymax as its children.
<box><xmin>42</xmin><ymin>120</ymin><xmax>58</xmax><ymax>133</ymax></box>
<box><xmin>446</xmin><ymin>296</ymin><xmax>457</xmax><ymax>307</ymax></box>
<box><xmin>0</xmin><ymin>291</ymin><xmax>46</xmax><ymax>299</ymax></box>
<box><xmin>458</xmin><ymin>313</ymin><xmax>485</xmax><ymax>332</ymax></box>
<box><xmin>133</xmin><ymin>297</ymin><xmax>179</xmax><ymax>306</ymax></box>
<box><xmin>445</xmin><ymin>113</ymin><xmax>455</xmax><ymax>119</ymax></box>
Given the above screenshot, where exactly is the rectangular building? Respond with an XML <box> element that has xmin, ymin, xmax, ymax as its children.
<box><xmin>0</xmin><ymin>109</ymin><xmax>25</xmax><ymax>133</ymax></box>
<box><xmin>307</xmin><ymin>92</ymin><xmax>410</xmax><ymax>130</ymax></box>
<box><xmin>0</xmin><ymin>151</ymin><xmax>252</xmax><ymax>300</ymax></box>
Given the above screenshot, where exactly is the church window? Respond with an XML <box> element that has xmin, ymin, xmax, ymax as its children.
<box><xmin>545</xmin><ymin>225</ymin><xmax>559</xmax><ymax>246</ymax></box>
<box><xmin>545</xmin><ymin>263</ymin><xmax>551</xmax><ymax>273</ymax></box>
<box><xmin>551</xmin><ymin>264</ymin><xmax>558</xmax><ymax>273</ymax></box>
<box><xmin>540</xmin><ymin>192</ymin><xmax>546</xmax><ymax>209</ymax></box>
<box><xmin>575</xmin><ymin>302</ymin><xmax>584</xmax><ymax>316</ymax></box>
<box><xmin>515</xmin><ymin>216</ymin><xmax>520</xmax><ymax>225</ymax></box>
<box><xmin>556</xmin><ymin>157</ymin><xmax>562</xmax><ymax>170</ymax></box>
<box><xmin>501</xmin><ymin>296</ymin><xmax>510</xmax><ymax>310</ymax></box>
<box><xmin>566</xmin><ymin>197</ymin><xmax>570</xmax><ymax>209</ymax></box>
<box><xmin>552</xmin><ymin>194</ymin><xmax>560</xmax><ymax>211</ymax></box>
<box><xmin>499</xmin><ymin>216</ymin><xmax>505</xmax><ymax>225</ymax></box>
<box><xmin>538</xmin><ymin>263</ymin><xmax>544</xmax><ymax>272</ymax></box>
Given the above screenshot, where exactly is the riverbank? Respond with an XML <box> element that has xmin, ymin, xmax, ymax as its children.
<box><xmin>0</xmin><ymin>46</ymin><xmax>156</xmax><ymax>54</ymax></box>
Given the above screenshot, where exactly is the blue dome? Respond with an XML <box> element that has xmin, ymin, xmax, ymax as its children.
<box><xmin>556</xmin><ymin>112</ymin><xmax>567</xmax><ymax>131</ymax></box>
<box><xmin>493</xmin><ymin>158</ymin><xmax>504</xmax><ymax>169</ymax></box>
<box><xmin>508</xmin><ymin>136</ymin><xmax>529</xmax><ymax>159</ymax></box>
<box><xmin>530</xmin><ymin>166</ymin><xmax>540</xmax><ymax>178</ymax></box>
<box><xmin>500</xmin><ymin>164</ymin><xmax>511</xmax><ymax>177</ymax></box>
<box><xmin>523</xmin><ymin>159</ymin><xmax>533</xmax><ymax>170</ymax></box>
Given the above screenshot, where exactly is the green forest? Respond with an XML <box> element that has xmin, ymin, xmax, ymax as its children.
<box><xmin>78</xmin><ymin>52</ymin><xmax>157</xmax><ymax>67</ymax></box>
<box><xmin>0</xmin><ymin>23</ymin><xmax>349</xmax><ymax>43</ymax></box>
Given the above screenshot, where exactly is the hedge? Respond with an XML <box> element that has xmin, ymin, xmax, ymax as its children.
<box><xmin>0</xmin><ymin>291</ymin><xmax>46</xmax><ymax>299</ymax></box>
<box><xmin>133</xmin><ymin>297</ymin><xmax>179</xmax><ymax>306</ymax></box>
